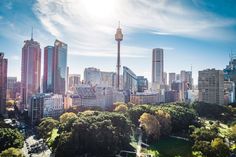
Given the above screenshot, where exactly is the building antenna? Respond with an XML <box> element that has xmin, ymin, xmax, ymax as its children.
<box><xmin>31</xmin><ymin>26</ymin><xmax>33</xmax><ymax>40</ymax></box>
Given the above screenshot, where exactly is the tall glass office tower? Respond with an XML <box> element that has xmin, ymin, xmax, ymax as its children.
<box><xmin>152</xmin><ymin>48</ymin><xmax>164</xmax><ymax>85</ymax></box>
<box><xmin>54</xmin><ymin>40</ymin><xmax>67</xmax><ymax>95</ymax></box>
<box><xmin>43</xmin><ymin>46</ymin><xmax>54</xmax><ymax>93</ymax></box>
<box><xmin>0</xmin><ymin>53</ymin><xmax>7</xmax><ymax>115</ymax></box>
<box><xmin>21</xmin><ymin>36</ymin><xmax>41</xmax><ymax>111</ymax></box>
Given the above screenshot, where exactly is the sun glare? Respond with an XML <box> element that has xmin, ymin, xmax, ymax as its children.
<box><xmin>80</xmin><ymin>0</ymin><xmax>117</xmax><ymax>19</ymax></box>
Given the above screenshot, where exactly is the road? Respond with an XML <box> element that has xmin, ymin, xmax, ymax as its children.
<box><xmin>22</xmin><ymin>135</ymin><xmax>52</xmax><ymax>157</ymax></box>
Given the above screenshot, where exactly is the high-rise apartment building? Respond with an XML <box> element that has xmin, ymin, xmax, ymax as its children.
<box><xmin>43</xmin><ymin>46</ymin><xmax>54</xmax><ymax>93</ymax></box>
<box><xmin>54</xmin><ymin>40</ymin><xmax>68</xmax><ymax>95</ymax></box>
<box><xmin>198</xmin><ymin>69</ymin><xmax>224</xmax><ymax>105</ymax></box>
<box><xmin>21</xmin><ymin>36</ymin><xmax>41</xmax><ymax>111</ymax></box>
<box><xmin>152</xmin><ymin>48</ymin><xmax>164</xmax><ymax>85</ymax></box>
<box><xmin>0</xmin><ymin>53</ymin><xmax>7</xmax><ymax>115</ymax></box>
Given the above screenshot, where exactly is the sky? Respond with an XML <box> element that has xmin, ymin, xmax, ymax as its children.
<box><xmin>0</xmin><ymin>0</ymin><xmax>236</xmax><ymax>84</ymax></box>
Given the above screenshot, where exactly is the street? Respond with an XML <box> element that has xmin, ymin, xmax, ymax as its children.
<box><xmin>22</xmin><ymin>135</ymin><xmax>52</xmax><ymax>157</ymax></box>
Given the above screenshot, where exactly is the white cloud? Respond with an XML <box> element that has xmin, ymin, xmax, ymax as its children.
<box><xmin>33</xmin><ymin>0</ymin><xmax>236</xmax><ymax>57</ymax></box>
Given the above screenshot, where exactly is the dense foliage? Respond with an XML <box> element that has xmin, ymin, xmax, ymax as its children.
<box><xmin>127</xmin><ymin>104</ymin><xmax>197</xmax><ymax>132</ymax></box>
<box><xmin>0</xmin><ymin>147</ymin><xmax>24</xmax><ymax>157</ymax></box>
<box><xmin>190</xmin><ymin>123</ymin><xmax>232</xmax><ymax>157</ymax></box>
<box><xmin>139</xmin><ymin>113</ymin><xmax>161</xmax><ymax>140</ymax></box>
<box><xmin>0</xmin><ymin>128</ymin><xmax>24</xmax><ymax>152</ymax></box>
<box><xmin>53</xmin><ymin>111</ymin><xmax>132</xmax><ymax>157</ymax></box>
<box><xmin>156</xmin><ymin>104</ymin><xmax>197</xmax><ymax>132</ymax></box>
<box><xmin>37</xmin><ymin>117</ymin><xmax>59</xmax><ymax>141</ymax></box>
<box><xmin>36</xmin><ymin>102</ymin><xmax>235</xmax><ymax>157</ymax></box>
<box><xmin>193</xmin><ymin>102</ymin><xmax>233</xmax><ymax>122</ymax></box>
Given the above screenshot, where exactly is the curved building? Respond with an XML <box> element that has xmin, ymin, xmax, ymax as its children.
<box><xmin>123</xmin><ymin>66</ymin><xmax>137</xmax><ymax>93</ymax></box>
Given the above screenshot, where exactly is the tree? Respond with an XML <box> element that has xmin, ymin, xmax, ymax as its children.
<box><xmin>0</xmin><ymin>147</ymin><xmax>24</xmax><ymax>157</ymax></box>
<box><xmin>192</xmin><ymin>102</ymin><xmax>232</xmax><ymax>122</ymax></box>
<box><xmin>114</xmin><ymin>104</ymin><xmax>128</xmax><ymax>113</ymax></box>
<box><xmin>0</xmin><ymin>128</ymin><xmax>24</xmax><ymax>152</ymax></box>
<box><xmin>190</xmin><ymin>127</ymin><xmax>218</xmax><ymax>142</ymax></box>
<box><xmin>229</xmin><ymin>124</ymin><xmax>236</xmax><ymax>141</ymax></box>
<box><xmin>54</xmin><ymin>112</ymin><xmax>132</xmax><ymax>156</ymax></box>
<box><xmin>139</xmin><ymin>113</ymin><xmax>160</xmax><ymax>140</ymax></box>
<box><xmin>155</xmin><ymin>110</ymin><xmax>172</xmax><ymax>136</ymax></box>
<box><xmin>127</xmin><ymin>105</ymin><xmax>153</xmax><ymax>126</ymax></box>
<box><xmin>156</xmin><ymin>104</ymin><xmax>197</xmax><ymax>132</ymax></box>
<box><xmin>211</xmin><ymin>138</ymin><xmax>230</xmax><ymax>157</ymax></box>
<box><xmin>192</xmin><ymin>141</ymin><xmax>213</xmax><ymax>157</ymax></box>
<box><xmin>37</xmin><ymin>117</ymin><xmax>59</xmax><ymax>141</ymax></box>
<box><xmin>59</xmin><ymin>112</ymin><xmax>77</xmax><ymax>124</ymax></box>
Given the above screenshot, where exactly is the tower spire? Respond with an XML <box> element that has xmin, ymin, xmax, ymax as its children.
<box><xmin>31</xmin><ymin>26</ymin><xmax>33</xmax><ymax>40</ymax></box>
<box><xmin>115</xmin><ymin>22</ymin><xmax>123</xmax><ymax>90</ymax></box>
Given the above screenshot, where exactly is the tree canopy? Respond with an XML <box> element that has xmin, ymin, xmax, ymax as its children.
<box><xmin>37</xmin><ymin>117</ymin><xmax>59</xmax><ymax>140</ymax></box>
<box><xmin>53</xmin><ymin>111</ymin><xmax>132</xmax><ymax>157</ymax></box>
<box><xmin>0</xmin><ymin>128</ymin><xmax>24</xmax><ymax>152</ymax></box>
<box><xmin>139</xmin><ymin>113</ymin><xmax>161</xmax><ymax>140</ymax></box>
<box><xmin>0</xmin><ymin>147</ymin><xmax>24</xmax><ymax>157</ymax></box>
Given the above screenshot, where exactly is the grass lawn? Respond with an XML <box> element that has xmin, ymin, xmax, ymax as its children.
<box><xmin>131</xmin><ymin>136</ymin><xmax>193</xmax><ymax>157</ymax></box>
<box><xmin>151</xmin><ymin>137</ymin><xmax>193</xmax><ymax>157</ymax></box>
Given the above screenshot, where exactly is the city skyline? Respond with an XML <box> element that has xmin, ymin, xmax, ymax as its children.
<box><xmin>1</xmin><ymin>0</ymin><xmax>236</xmax><ymax>83</ymax></box>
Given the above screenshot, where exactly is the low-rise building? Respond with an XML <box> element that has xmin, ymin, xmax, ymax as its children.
<box><xmin>130</xmin><ymin>92</ymin><xmax>160</xmax><ymax>105</ymax></box>
<box><xmin>29</xmin><ymin>93</ymin><xmax>64</xmax><ymax>124</ymax></box>
<box><xmin>165</xmin><ymin>90</ymin><xmax>179</xmax><ymax>103</ymax></box>
<box><xmin>43</xmin><ymin>94</ymin><xmax>64</xmax><ymax>118</ymax></box>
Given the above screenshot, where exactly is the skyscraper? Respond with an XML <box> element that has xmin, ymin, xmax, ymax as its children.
<box><xmin>180</xmin><ymin>70</ymin><xmax>193</xmax><ymax>90</ymax></box>
<box><xmin>43</xmin><ymin>46</ymin><xmax>54</xmax><ymax>93</ymax></box>
<box><xmin>21</xmin><ymin>34</ymin><xmax>41</xmax><ymax>111</ymax></box>
<box><xmin>123</xmin><ymin>66</ymin><xmax>138</xmax><ymax>93</ymax></box>
<box><xmin>123</xmin><ymin>66</ymin><xmax>137</xmax><ymax>103</ymax></box>
<box><xmin>0</xmin><ymin>53</ymin><xmax>7</xmax><ymax>115</ymax></box>
<box><xmin>84</xmin><ymin>67</ymin><xmax>101</xmax><ymax>86</ymax></box>
<box><xmin>224</xmin><ymin>53</ymin><xmax>236</xmax><ymax>100</ymax></box>
<box><xmin>7</xmin><ymin>77</ymin><xmax>17</xmax><ymax>99</ymax></box>
<box><xmin>152</xmin><ymin>48</ymin><xmax>164</xmax><ymax>88</ymax></box>
<box><xmin>101</xmin><ymin>71</ymin><xmax>116</xmax><ymax>87</ymax></box>
<box><xmin>169</xmin><ymin>73</ymin><xmax>176</xmax><ymax>86</ymax></box>
<box><xmin>137</xmin><ymin>76</ymin><xmax>148</xmax><ymax>92</ymax></box>
<box><xmin>163</xmin><ymin>72</ymin><xmax>167</xmax><ymax>85</ymax></box>
<box><xmin>115</xmin><ymin>22</ymin><xmax>123</xmax><ymax>90</ymax></box>
<box><xmin>54</xmin><ymin>40</ymin><xmax>68</xmax><ymax>95</ymax></box>
<box><xmin>198</xmin><ymin>69</ymin><xmax>224</xmax><ymax>105</ymax></box>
